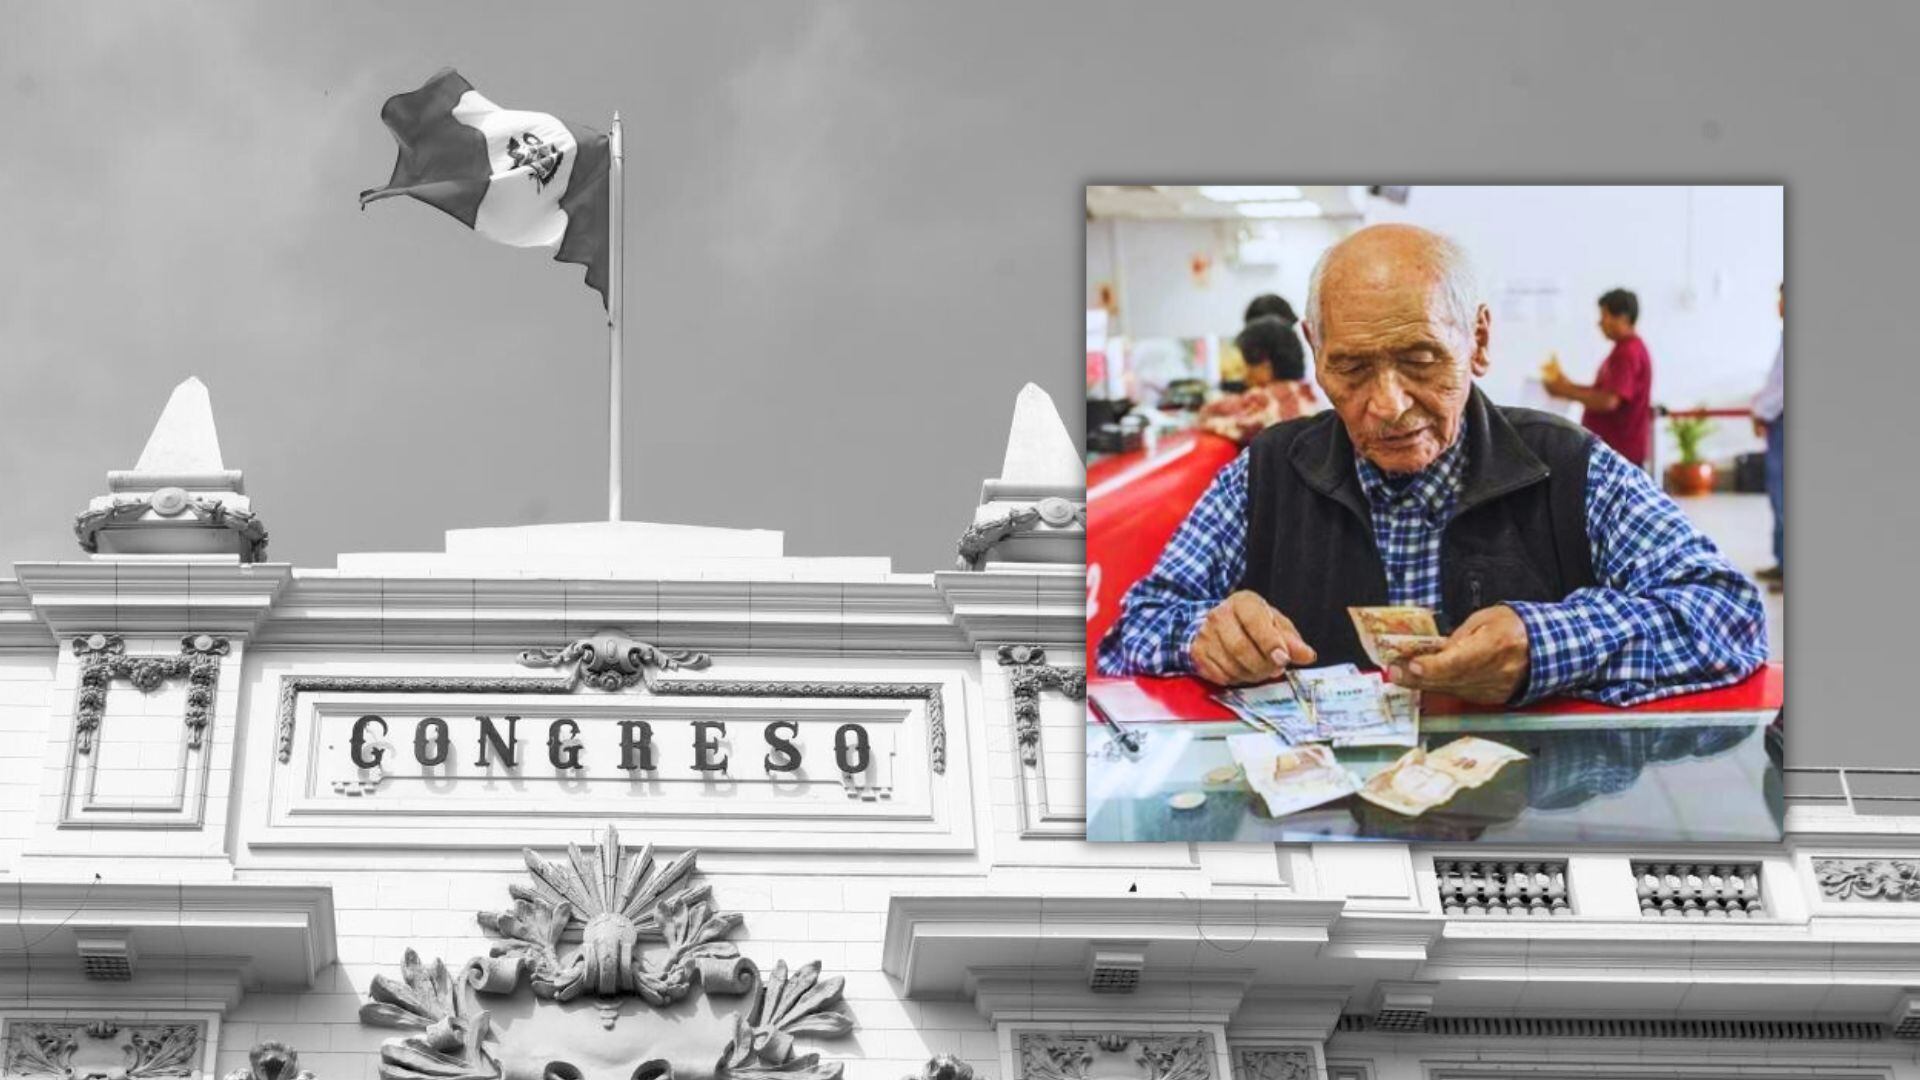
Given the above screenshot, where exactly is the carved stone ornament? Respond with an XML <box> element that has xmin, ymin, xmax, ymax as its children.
<box><xmin>278</xmin><ymin>645</ymin><xmax>948</xmax><ymax>773</ymax></box>
<box><xmin>73</xmin><ymin>493</ymin><xmax>269</xmax><ymax>562</ymax></box>
<box><xmin>2</xmin><ymin>1020</ymin><xmax>200</xmax><ymax>1080</ymax></box>
<box><xmin>517</xmin><ymin>630</ymin><xmax>713</xmax><ymax>691</ymax></box>
<box><xmin>71</xmin><ymin>633</ymin><xmax>230</xmax><ymax>755</ymax></box>
<box><xmin>360</xmin><ymin>824</ymin><xmax>856</xmax><ymax>1080</ymax></box>
<box><xmin>1233</xmin><ymin>1049</ymin><xmax>1314</xmax><ymax>1080</ymax></box>
<box><xmin>1017</xmin><ymin>1034</ymin><xmax>1213</xmax><ymax>1080</ymax></box>
<box><xmin>955</xmin><ymin>499</ymin><xmax>1086</xmax><ymax>571</ymax></box>
<box><xmin>1815</xmin><ymin>858</ymin><xmax>1920</xmax><ymax>901</ymax></box>
<box><xmin>222</xmin><ymin>1041</ymin><xmax>315</xmax><ymax>1080</ymax></box>
<box><xmin>998</xmin><ymin>644</ymin><xmax>1087</xmax><ymax>766</ymax></box>
<box><xmin>905</xmin><ymin>1056</ymin><xmax>975</xmax><ymax>1080</ymax></box>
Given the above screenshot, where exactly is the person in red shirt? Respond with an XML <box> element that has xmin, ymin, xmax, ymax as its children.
<box><xmin>1544</xmin><ymin>288</ymin><xmax>1654</xmax><ymax>467</ymax></box>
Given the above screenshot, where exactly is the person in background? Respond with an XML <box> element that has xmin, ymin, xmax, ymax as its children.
<box><xmin>1245</xmin><ymin>293</ymin><xmax>1299</xmax><ymax>325</ymax></box>
<box><xmin>1543</xmin><ymin>289</ymin><xmax>1654</xmax><ymax>468</ymax></box>
<box><xmin>1197</xmin><ymin>314</ymin><xmax>1320</xmax><ymax>445</ymax></box>
<box><xmin>1752</xmin><ymin>282</ymin><xmax>1785</xmax><ymax>591</ymax></box>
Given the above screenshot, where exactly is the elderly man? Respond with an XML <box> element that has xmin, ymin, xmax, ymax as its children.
<box><xmin>1097</xmin><ymin>224</ymin><xmax>1767</xmax><ymax>706</ymax></box>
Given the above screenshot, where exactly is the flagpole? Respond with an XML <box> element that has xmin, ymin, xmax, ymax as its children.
<box><xmin>608</xmin><ymin>112</ymin><xmax>624</xmax><ymax>522</ymax></box>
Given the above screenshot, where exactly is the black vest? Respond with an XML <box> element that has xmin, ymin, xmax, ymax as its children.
<box><xmin>1237</xmin><ymin>387</ymin><xmax>1597</xmax><ymax>669</ymax></box>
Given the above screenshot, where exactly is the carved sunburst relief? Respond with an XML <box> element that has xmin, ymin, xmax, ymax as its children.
<box><xmin>360</xmin><ymin>826</ymin><xmax>855</xmax><ymax>1080</ymax></box>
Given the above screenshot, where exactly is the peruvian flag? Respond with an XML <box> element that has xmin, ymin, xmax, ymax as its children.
<box><xmin>360</xmin><ymin>69</ymin><xmax>611</xmax><ymax>305</ymax></box>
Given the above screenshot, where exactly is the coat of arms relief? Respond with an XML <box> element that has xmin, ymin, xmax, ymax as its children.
<box><xmin>359</xmin><ymin>825</ymin><xmax>855</xmax><ymax>1080</ymax></box>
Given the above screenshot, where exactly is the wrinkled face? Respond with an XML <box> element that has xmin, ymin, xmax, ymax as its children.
<box><xmin>1307</xmin><ymin>276</ymin><xmax>1487</xmax><ymax>474</ymax></box>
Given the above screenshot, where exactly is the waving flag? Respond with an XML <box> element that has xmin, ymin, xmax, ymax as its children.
<box><xmin>360</xmin><ymin>68</ymin><xmax>611</xmax><ymax>305</ymax></box>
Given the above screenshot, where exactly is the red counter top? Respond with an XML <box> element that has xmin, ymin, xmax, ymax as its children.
<box><xmin>1089</xmin><ymin>661</ymin><xmax>1783</xmax><ymax>724</ymax></box>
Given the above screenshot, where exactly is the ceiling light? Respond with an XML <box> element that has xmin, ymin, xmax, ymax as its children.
<box><xmin>1198</xmin><ymin>185</ymin><xmax>1304</xmax><ymax>202</ymax></box>
<box><xmin>1237</xmin><ymin>201</ymin><xmax>1323</xmax><ymax>219</ymax></box>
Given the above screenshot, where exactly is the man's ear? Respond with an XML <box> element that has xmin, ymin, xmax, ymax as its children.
<box><xmin>1469</xmin><ymin>304</ymin><xmax>1492</xmax><ymax>377</ymax></box>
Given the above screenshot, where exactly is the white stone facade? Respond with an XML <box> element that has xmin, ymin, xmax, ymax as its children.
<box><xmin>3</xmin><ymin>382</ymin><xmax>1920</xmax><ymax>1080</ymax></box>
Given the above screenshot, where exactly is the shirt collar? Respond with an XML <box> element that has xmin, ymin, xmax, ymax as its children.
<box><xmin>1353</xmin><ymin>426</ymin><xmax>1469</xmax><ymax>524</ymax></box>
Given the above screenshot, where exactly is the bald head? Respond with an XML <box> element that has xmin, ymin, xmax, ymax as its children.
<box><xmin>1301</xmin><ymin>224</ymin><xmax>1491</xmax><ymax>474</ymax></box>
<box><xmin>1306</xmin><ymin>224</ymin><xmax>1479</xmax><ymax>337</ymax></box>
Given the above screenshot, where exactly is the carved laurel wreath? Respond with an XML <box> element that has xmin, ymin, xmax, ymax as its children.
<box><xmin>360</xmin><ymin>825</ymin><xmax>856</xmax><ymax>1080</ymax></box>
<box><xmin>73</xmin><ymin>492</ymin><xmax>268</xmax><ymax>562</ymax></box>
<box><xmin>955</xmin><ymin>497</ymin><xmax>1085</xmax><ymax>571</ymax></box>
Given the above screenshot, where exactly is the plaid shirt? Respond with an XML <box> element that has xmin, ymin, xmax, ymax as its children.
<box><xmin>1095</xmin><ymin>424</ymin><xmax>1769</xmax><ymax>707</ymax></box>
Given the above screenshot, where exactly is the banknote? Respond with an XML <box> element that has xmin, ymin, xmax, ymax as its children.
<box><xmin>1426</xmin><ymin>736</ymin><xmax>1528</xmax><ymax>789</ymax></box>
<box><xmin>1217</xmin><ymin>682</ymin><xmax>1316</xmax><ymax>744</ymax></box>
<box><xmin>1348</xmin><ymin>606</ymin><xmax>1446</xmax><ymax>670</ymax></box>
<box><xmin>1227</xmin><ymin>736</ymin><xmax>1361</xmax><ymax>818</ymax></box>
<box><xmin>1357</xmin><ymin>748</ymin><xmax>1462</xmax><ymax>817</ymax></box>
<box><xmin>1328</xmin><ymin>683</ymin><xmax>1420</xmax><ymax>748</ymax></box>
<box><xmin>1371</xmin><ymin>633</ymin><xmax>1450</xmax><ymax>667</ymax></box>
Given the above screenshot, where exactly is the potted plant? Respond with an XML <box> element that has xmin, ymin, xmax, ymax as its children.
<box><xmin>1664</xmin><ymin>413</ymin><xmax>1718</xmax><ymax>496</ymax></box>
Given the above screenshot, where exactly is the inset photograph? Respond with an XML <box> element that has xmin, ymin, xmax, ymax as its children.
<box><xmin>1085</xmin><ymin>185</ymin><xmax>1784</xmax><ymax>842</ymax></box>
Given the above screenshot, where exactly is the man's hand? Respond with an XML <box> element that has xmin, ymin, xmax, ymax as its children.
<box><xmin>1752</xmin><ymin>416</ymin><xmax>1768</xmax><ymax>438</ymax></box>
<box><xmin>1541</xmin><ymin>373</ymin><xmax>1571</xmax><ymax>398</ymax></box>
<box><xmin>1190</xmin><ymin>591</ymin><xmax>1317</xmax><ymax>685</ymax></box>
<box><xmin>1389</xmin><ymin>604</ymin><xmax>1531</xmax><ymax>704</ymax></box>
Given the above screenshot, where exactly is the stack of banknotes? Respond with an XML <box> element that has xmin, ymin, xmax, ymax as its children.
<box><xmin>1213</xmin><ymin>606</ymin><xmax>1527</xmax><ymax>819</ymax></box>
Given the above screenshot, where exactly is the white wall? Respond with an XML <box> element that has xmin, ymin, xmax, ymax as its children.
<box><xmin>1087</xmin><ymin>217</ymin><xmax>1353</xmax><ymax>341</ymax></box>
<box><xmin>1091</xmin><ymin>186</ymin><xmax>1785</xmax><ymax>462</ymax></box>
<box><xmin>1363</xmin><ymin>185</ymin><xmax>1783</xmax><ymax>413</ymax></box>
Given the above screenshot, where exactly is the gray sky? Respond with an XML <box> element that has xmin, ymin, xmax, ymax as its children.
<box><xmin>0</xmin><ymin>2</ymin><xmax>1083</xmax><ymax>573</ymax></box>
<box><xmin>8</xmin><ymin>1</ymin><xmax>1920</xmax><ymax>766</ymax></box>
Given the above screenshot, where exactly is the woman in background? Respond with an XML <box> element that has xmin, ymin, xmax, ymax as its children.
<box><xmin>1198</xmin><ymin>314</ymin><xmax>1319</xmax><ymax>445</ymax></box>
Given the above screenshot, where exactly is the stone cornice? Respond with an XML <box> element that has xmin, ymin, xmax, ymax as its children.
<box><xmin>12</xmin><ymin>561</ymin><xmax>292</xmax><ymax>638</ymax></box>
<box><xmin>0</xmin><ymin>880</ymin><xmax>336</xmax><ymax>1002</ymax></box>
<box><xmin>970</xmin><ymin>969</ymin><xmax>1255</xmax><ymax>1023</ymax></box>
<box><xmin>253</xmin><ymin>574</ymin><xmax>989</xmax><ymax>655</ymax></box>
<box><xmin>0</xmin><ymin>578</ymin><xmax>54</xmax><ymax>649</ymax></box>
<box><xmin>934</xmin><ymin>568</ymin><xmax>1087</xmax><ymax>649</ymax></box>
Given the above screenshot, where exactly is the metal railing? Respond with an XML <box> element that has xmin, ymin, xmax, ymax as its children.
<box><xmin>1783</xmin><ymin>767</ymin><xmax>1920</xmax><ymax>815</ymax></box>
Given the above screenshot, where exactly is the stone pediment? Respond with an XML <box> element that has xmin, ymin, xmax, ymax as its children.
<box><xmin>360</xmin><ymin>826</ymin><xmax>855</xmax><ymax>1080</ymax></box>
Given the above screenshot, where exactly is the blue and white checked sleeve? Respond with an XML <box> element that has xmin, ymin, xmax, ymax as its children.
<box><xmin>1094</xmin><ymin>452</ymin><xmax>1251</xmax><ymax>676</ymax></box>
<box><xmin>1506</xmin><ymin>441</ymin><xmax>1770</xmax><ymax>706</ymax></box>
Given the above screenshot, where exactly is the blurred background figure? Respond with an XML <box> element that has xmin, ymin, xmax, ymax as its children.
<box><xmin>1197</xmin><ymin>312</ymin><xmax>1320</xmax><ymax>444</ymax></box>
<box><xmin>1543</xmin><ymin>288</ymin><xmax>1655</xmax><ymax>469</ymax></box>
<box><xmin>1752</xmin><ymin>282</ymin><xmax>1785</xmax><ymax>591</ymax></box>
<box><xmin>1244</xmin><ymin>292</ymin><xmax>1299</xmax><ymax>324</ymax></box>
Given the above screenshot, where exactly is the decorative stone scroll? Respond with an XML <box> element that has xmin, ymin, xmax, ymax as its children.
<box><xmin>221</xmin><ymin>1041</ymin><xmax>315</xmax><ymax>1080</ymax></box>
<box><xmin>1814</xmin><ymin>858</ymin><xmax>1920</xmax><ymax>902</ymax></box>
<box><xmin>955</xmin><ymin>497</ymin><xmax>1085</xmax><ymax>571</ymax></box>
<box><xmin>359</xmin><ymin>824</ymin><xmax>856</xmax><ymax>1080</ymax></box>
<box><xmin>1017</xmin><ymin>1034</ymin><xmax>1213</xmax><ymax>1080</ymax></box>
<box><xmin>517</xmin><ymin>630</ymin><xmax>712</xmax><ymax>690</ymax></box>
<box><xmin>1632</xmin><ymin>861</ymin><xmax>1763</xmax><ymax>918</ymax></box>
<box><xmin>2</xmin><ymin>1020</ymin><xmax>200</xmax><ymax>1080</ymax></box>
<box><xmin>998</xmin><ymin>644</ymin><xmax>1086</xmax><ymax>766</ymax></box>
<box><xmin>71</xmin><ymin>633</ymin><xmax>229</xmax><ymax>755</ymax></box>
<box><xmin>278</xmin><ymin>633</ymin><xmax>947</xmax><ymax>773</ymax></box>
<box><xmin>1233</xmin><ymin>1048</ymin><xmax>1314</xmax><ymax>1080</ymax></box>
<box><xmin>1433</xmin><ymin>858</ymin><xmax>1571</xmax><ymax>917</ymax></box>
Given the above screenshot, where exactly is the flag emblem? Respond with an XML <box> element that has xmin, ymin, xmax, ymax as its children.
<box><xmin>507</xmin><ymin>132</ymin><xmax>564</xmax><ymax>190</ymax></box>
<box><xmin>360</xmin><ymin>69</ymin><xmax>611</xmax><ymax>305</ymax></box>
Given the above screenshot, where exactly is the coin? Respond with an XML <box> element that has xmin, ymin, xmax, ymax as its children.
<box><xmin>1204</xmin><ymin>765</ymin><xmax>1242</xmax><ymax>785</ymax></box>
<box><xmin>1168</xmin><ymin>791</ymin><xmax>1207</xmax><ymax>811</ymax></box>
